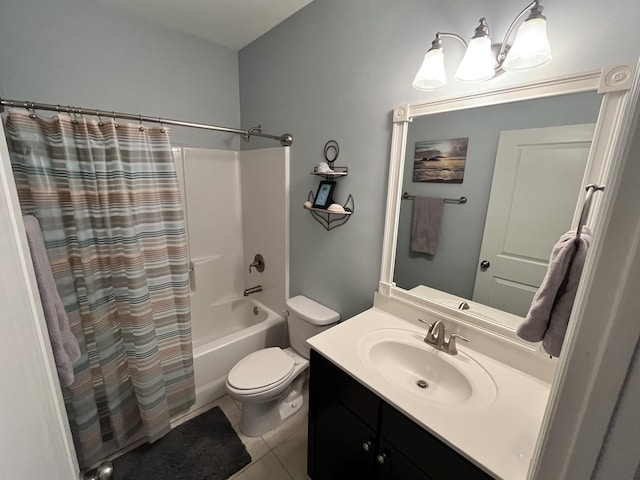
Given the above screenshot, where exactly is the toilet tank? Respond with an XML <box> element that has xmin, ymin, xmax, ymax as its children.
<box><xmin>286</xmin><ymin>295</ymin><xmax>340</xmax><ymax>359</ymax></box>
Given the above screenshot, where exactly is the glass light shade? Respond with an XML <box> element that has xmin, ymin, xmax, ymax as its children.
<box><xmin>455</xmin><ymin>36</ymin><xmax>495</xmax><ymax>82</ymax></box>
<box><xmin>502</xmin><ymin>17</ymin><xmax>551</xmax><ymax>71</ymax></box>
<box><xmin>412</xmin><ymin>48</ymin><xmax>446</xmax><ymax>90</ymax></box>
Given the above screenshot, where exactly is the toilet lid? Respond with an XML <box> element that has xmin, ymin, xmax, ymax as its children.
<box><xmin>227</xmin><ymin>347</ymin><xmax>295</xmax><ymax>391</ymax></box>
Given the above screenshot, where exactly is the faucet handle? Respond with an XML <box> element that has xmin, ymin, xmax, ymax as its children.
<box><xmin>418</xmin><ymin>318</ymin><xmax>437</xmax><ymax>343</ymax></box>
<box><xmin>418</xmin><ymin>318</ymin><xmax>433</xmax><ymax>328</ymax></box>
<box><xmin>446</xmin><ymin>333</ymin><xmax>469</xmax><ymax>355</ymax></box>
<box><xmin>249</xmin><ymin>254</ymin><xmax>265</xmax><ymax>273</ymax></box>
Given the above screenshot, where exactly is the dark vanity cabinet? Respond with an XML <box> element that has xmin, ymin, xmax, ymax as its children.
<box><xmin>307</xmin><ymin>350</ymin><xmax>494</xmax><ymax>480</ymax></box>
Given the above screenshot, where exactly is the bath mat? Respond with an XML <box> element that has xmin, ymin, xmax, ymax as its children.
<box><xmin>112</xmin><ymin>406</ymin><xmax>251</xmax><ymax>480</ymax></box>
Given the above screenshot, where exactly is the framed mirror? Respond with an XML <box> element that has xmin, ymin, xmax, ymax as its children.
<box><xmin>378</xmin><ymin>65</ymin><xmax>636</xmax><ymax>333</ymax></box>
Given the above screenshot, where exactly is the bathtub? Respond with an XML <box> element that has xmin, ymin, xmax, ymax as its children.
<box><xmin>188</xmin><ymin>297</ymin><xmax>286</xmax><ymax>411</ymax></box>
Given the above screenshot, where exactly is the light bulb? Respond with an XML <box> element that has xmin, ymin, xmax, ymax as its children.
<box><xmin>412</xmin><ymin>47</ymin><xmax>447</xmax><ymax>90</ymax></box>
<box><xmin>455</xmin><ymin>36</ymin><xmax>495</xmax><ymax>82</ymax></box>
<box><xmin>503</xmin><ymin>17</ymin><xmax>551</xmax><ymax>71</ymax></box>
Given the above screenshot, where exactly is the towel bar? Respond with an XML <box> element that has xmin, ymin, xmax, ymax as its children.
<box><xmin>575</xmin><ymin>184</ymin><xmax>605</xmax><ymax>242</ymax></box>
<box><xmin>401</xmin><ymin>192</ymin><xmax>467</xmax><ymax>204</ymax></box>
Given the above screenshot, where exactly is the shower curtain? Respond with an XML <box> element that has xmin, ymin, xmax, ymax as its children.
<box><xmin>4</xmin><ymin>109</ymin><xmax>194</xmax><ymax>468</ymax></box>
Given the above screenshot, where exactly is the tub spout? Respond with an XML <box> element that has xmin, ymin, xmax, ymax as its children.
<box><xmin>243</xmin><ymin>285</ymin><xmax>262</xmax><ymax>296</ymax></box>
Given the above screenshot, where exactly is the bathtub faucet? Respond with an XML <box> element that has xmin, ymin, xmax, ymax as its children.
<box><xmin>243</xmin><ymin>285</ymin><xmax>262</xmax><ymax>296</ymax></box>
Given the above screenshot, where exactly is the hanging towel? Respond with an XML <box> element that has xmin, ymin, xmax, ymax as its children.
<box><xmin>22</xmin><ymin>215</ymin><xmax>81</xmax><ymax>387</ymax></box>
<box><xmin>411</xmin><ymin>196</ymin><xmax>444</xmax><ymax>255</ymax></box>
<box><xmin>516</xmin><ymin>227</ymin><xmax>592</xmax><ymax>357</ymax></box>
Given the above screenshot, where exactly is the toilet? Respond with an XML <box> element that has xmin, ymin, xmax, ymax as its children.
<box><xmin>225</xmin><ymin>295</ymin><xmax>340</xmax><ymax>437</ymax></box>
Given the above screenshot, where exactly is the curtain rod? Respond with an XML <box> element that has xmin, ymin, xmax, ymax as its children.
<box><xmin>0</xmin><ymin>97</ymin><xmax>293</xmax><ymax>146</ymax></box>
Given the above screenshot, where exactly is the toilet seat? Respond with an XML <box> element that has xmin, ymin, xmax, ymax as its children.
<box><xmin>227</xmin><ymin>347</ymin><xmax>295</xmax><ymax>394</ymax></box>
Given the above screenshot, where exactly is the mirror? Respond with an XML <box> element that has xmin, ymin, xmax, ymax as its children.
<box><xmin>376</xmin><ymin>68</ymin><xmax>636</xmax><ymax>331</ymax></box>
<box><xmin>392</xmin><ymin>91</ymin><xmax>602</xmax><ymax>324</ymax></box>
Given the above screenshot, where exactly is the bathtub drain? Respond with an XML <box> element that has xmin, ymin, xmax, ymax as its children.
<box><xmin>416</xmin><ymin>379</ymin><xmax>429</xmax><ymax>389</ymax></box>
<box><xmin>253</xmin><ymin>306</ymin><xmax>260</xmax><ymax>315</ymax></box>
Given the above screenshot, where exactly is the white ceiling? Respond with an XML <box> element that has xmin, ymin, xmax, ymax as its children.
<box><xmin>95</xmin><ymin>0</ymin><xmax>313</xmax><ymax>51</ymax></box>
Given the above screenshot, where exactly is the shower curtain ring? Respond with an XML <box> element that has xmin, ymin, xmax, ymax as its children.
<box><xmin>65</xmin><ymin>106</ymin><xmax>74</xmax><ymax>123</ymax></box>
<box><xmin>112</xmin><ymin>111</ymin><xmax>118</xmax><ymax>128</ymax></box>
<box><xmin>27</xmin><ymin>103</ymin><xmax>37</xmax><ymax>119</ymax></box>
<box><xmin>97</xmin><ymin>110</ymin><xmax>104</xmax><ymax>126</ymax></box>
<box><xmin>138</xmin><ymin>114</ymin><xmax>145</xmax><ymax>131</ymax></box>
<box><xmin>159</xmin><ymin>117</ymin><xmax>165</xmax><ymax>133</ymax></box>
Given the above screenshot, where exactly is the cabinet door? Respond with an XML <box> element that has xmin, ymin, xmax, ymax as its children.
<box><xmin>381</xmin><ymin>403</ymin><xmax>494</xmax><ymax>480</ymax></box>
<box><xmin>310</xmin><ymin>395</ymin><xmax>377</xmax><ymax>480</ymax></box>
<box><xmin>377</xmin><ymin>439</ymin><xmax>433</xmax><ymax>480</ymax></box>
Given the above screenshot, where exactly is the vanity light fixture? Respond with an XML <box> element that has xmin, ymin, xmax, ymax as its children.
<box><xmin>412</xmin><ymin>0</ymin><xmax>551</xmax><ymax>90</ymax></box>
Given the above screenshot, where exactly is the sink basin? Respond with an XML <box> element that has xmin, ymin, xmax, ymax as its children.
<box><xmin>358</xmin><ymin>329</ymin><xmax>497</xmax><ymax>409</ymax></box>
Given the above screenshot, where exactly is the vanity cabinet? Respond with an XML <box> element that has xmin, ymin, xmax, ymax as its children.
<box><xmin>308</xmin><ymin>350</ymin><xmax>494</xmax><ymax>480</ymax></box>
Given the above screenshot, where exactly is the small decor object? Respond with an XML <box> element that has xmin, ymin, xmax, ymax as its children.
<box><xmin>412</xmin><ymin>138</ymin><xmax>468</xmax><ymax>183</ymax></box>
<box><xmin>316</xmin><ymin>161</ymin><xmax>333</xmax><ymax>173</ymax></box>
<box><xmin>312</xmin><ymin>180</ymin><xmax>336</xmax><ymax>209</ymax></box>
<box><xmin>305</xmin><ymin>139</ymin><xmax>354</xmax><ymax>230</ymax></box>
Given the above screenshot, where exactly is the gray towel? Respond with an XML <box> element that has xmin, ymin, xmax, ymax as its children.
<box><xmin>516</xmin><ymin>227</ymin><xmax>591</xmax><ymax>357</ymax></box>
<box><xmin>411</xmin><ymin>196</ymin><xmax>444</xmax><ymax>255</ymax></box>
<box><xmin>23</xmin><ymin>215</ymin><xmax>81</xmax><ymax>387</ymax></box>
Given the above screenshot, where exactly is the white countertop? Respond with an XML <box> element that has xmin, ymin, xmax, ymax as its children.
<box><xmin>307</xmin><ymin>307</ymin><xmax>551</xmax><ymax>480</ymax></box>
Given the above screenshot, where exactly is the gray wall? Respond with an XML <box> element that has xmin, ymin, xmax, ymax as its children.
<box><xmin>394</xmin><ymin>92</ymin><xmax>601</xmax><ymax>298</ymax></box>
<box><xmin>239</xmin><ymin>0</ymin><xmax>640</xmax><ymax>320</ymax></box>
<box><xmin>0</xmin><ymin>0</ymin><xmax>240</xmax><ymax>149</ymax></box>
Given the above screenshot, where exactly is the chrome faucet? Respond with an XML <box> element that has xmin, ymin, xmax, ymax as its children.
<box><xmin>458</xmin><ymin>301</ymin><xmax>470</xmax><ymax>310</ymax></box>
<box><xmin>243</xmin><ymin>285</ymin><xmax>262</xmax><ymax>296</ymax></box>
<box><xmin>419</xmin><ymin>319</ymin><xmax>469</xmax><ymax>355</ymax></box>
<box><xmin>425</xmin><ymin>320</ymin><xmax>446</xmax><ymax>347</ymax></box>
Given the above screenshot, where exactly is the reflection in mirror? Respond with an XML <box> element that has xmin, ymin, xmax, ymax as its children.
<box><xmin>393</xmin><ymin>91</ymin><xmax>602</xmax><ymax>321</ymax></box>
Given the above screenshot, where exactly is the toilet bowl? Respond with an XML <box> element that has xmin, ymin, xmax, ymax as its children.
<box><xmin>226</xmin><ymin>295</ymin><xmax>339</xmax><ymax>437</ymax></box>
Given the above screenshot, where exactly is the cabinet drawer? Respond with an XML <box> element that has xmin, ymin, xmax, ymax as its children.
<box><xmin>381</xmin><ymin>402</ymin><xmax>494</xmax><ymax>480</ymax></box>
<box><xmin>310</xmin><ymin>349</ymin><xmax>380</xmax><ymax>429</ymax></box>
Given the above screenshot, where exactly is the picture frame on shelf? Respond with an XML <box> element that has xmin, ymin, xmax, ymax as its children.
<box><xmin>312</xmin><ymin>180</ymin><xmax>336</xmax><ymax>209</ymax></box>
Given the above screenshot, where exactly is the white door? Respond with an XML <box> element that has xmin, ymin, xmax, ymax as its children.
<box><xmin>472</xmin><ymin>124</ymin><xmax>595</xmax><ymax>316</ymax></box>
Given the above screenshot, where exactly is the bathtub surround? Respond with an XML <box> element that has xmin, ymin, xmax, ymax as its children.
<box><xmin>174</xmin><ymin>147</ymin><xmax>290</xmax><ymax>410</ymax></box>
<box><xmin>112</xmin><ymin>406</ymin><xmax>251</xmax><ymax>480</ymax></box>
<box><xmin>5</xmin><ymin>111</ymin><xmax>195</xmax><ymax>468</ymax></box>
<box><xmin>241</xmin><ymin>148</ymin><xmax>291</xmax><ymax>315</ymax></box>
<box><xmin>176</xmin><ymin>147</ymin><xmax>289</xmax><ymax>317</ymax></box>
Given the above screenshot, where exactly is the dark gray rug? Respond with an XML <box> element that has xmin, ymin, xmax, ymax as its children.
<box><xmin>112</xmin><ymin>406</ymin><xmax>251</xmax><ymax>480</ymax></box>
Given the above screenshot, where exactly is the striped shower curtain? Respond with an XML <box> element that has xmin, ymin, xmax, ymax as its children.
<box><xmin>4</xmin><ymin>109</ymin><xmax>194</xmax><ymax>468</ymax></box>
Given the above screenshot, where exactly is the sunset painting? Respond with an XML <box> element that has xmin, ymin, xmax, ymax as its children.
<box><xmin>412</xmin><ymin>137</ymin><xmax>468</xmax><ymax>183</ymax></box>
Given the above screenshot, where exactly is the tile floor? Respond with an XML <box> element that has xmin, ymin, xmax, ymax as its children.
<box><xmin>189</xmin><ymin>385</ymin><xmax>312</xmax><ymax>480</ymax></box>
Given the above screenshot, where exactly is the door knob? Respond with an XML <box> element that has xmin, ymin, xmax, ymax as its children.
<box><xmin>362</xmin><ymin>440</ymin><xmax>373</xmax><ymax>452</ymax></box>
<box><xmin>377</xmin><ymin>453</ymin><xmax>387</xmax><ymax>464</ymax></box>
<box><xmin>480</xmin><ymin>260</ymin><xmax>490</xmax><ymax>270</ymax></box>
